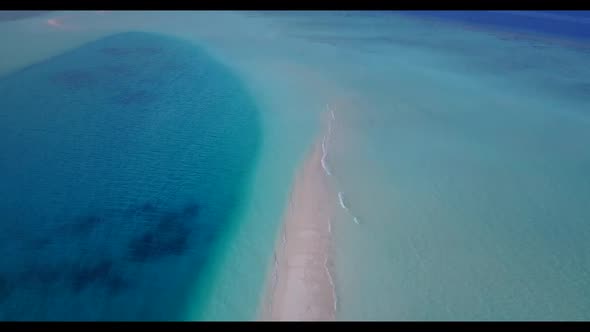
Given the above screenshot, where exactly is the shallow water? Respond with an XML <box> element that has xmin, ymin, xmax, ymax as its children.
<box><xmin>298</xmin><ymin>13</ymin><xmax>590</xmax><ymax>320</ymax></box>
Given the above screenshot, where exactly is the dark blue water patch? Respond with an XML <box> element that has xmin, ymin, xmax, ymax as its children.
<box><xmin>399</xmin><ymin>11</ymin><xmax>590</xmax><ymax>43</ymax></box>
<box><xmin>0</xmin><ymin>31</ymin><xmax>261</xmax><ymax>320</ymax></box>
<box><xmin>111</xmin><ymin>89</ymin><xmax>159</xmax><ymax>106</ymax></box>
<box><xmin>100</xmin><ymin>46</ymin><xmax>165</xmax><ymax>57</ymax></box>
<box><xmin>56</xmin><ymin>215</ymin><xmax>104</xmax><ymax>236</ymax></box>
<box><xmin>51</xmin><ymin>69</ymin><xmax>99</xmax><ymax>90</ymax></box>
<box><xmin>127</xmin><ymin>202</ymin><xmax>198</xmax><ymax>262</ymax></box>
<box><xmin>0</xmin><ymin>11</ymin><xmax>51</xmax><ymax>21</ymax></box>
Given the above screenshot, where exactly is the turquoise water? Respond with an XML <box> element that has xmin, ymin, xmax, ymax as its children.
<box><xmin>0</xmin><ymin>31</ymin><xmax>261</xmax><ymax>320</ymax></box>
<box><xmin>231</xmin><ymin>11</ymin><xmax>590</xmax><ymax>320</ymax></box>
<box><xmin>1</xmin><ymin>11</ymin><xmax>589</xmax><ymax>321</ymax></box>
<box><xmin>281</xmin><ymin>13</ymin><xmax>590</xmax><ymax>320</ymax></box>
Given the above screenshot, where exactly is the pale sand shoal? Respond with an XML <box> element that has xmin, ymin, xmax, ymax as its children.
<box><xmin>260</xmin><ymin>131</ymin><xmax>336</xmax><ymax>321</ymax></box>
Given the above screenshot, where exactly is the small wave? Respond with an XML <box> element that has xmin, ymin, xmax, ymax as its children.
<box><xmin>322</xmin><ymin>104</ymin><xmax>343</xmax><ymax>318</ymax></box>
<box><xmin>321</xmin><ymin>105</ymin><xmax>334</xmax><ymax>177</ymax></box>
<box><xmin>268</xmin><ymin>252</ymin><xmax>279</xmax><ymax>317</ymax></box>
<box><xmin>271</xmin><ymin>253</ymin><xmax>279</xmax><ymax>288</ymax></box>
<box><xmin>338</xmin><ymin>192</ymin><xmax>361</xmax><ymax>225</ymax></box>
<box><xmin>321</xmin><ymin>158</ymin><xmax>332</xmax><ymax>176</ymax></box>
<box><xmin>325</xmin><ymin>104</ymin><xmax>361</xmax><ymax>228</ymax></box>
<box><xmin>321</xmin><ymin>135</ymin><xmax>331</xmax><ymax>176</ymax></box>
<box><xmin>328</xmin><ymin>104</ymin><xmax>336</xmax><ymax>121</ymax></box>
<box><xmin>338</xmin><ymin>191</ymin><xmax>348</xmax><ymax>210</ymax></box>
<box><xmin>324</xmin><ymin>254</ymin><xmax>338</xmax><ymax>315</ymax></box>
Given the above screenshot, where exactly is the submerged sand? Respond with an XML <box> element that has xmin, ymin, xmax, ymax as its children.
<box><xmin>260</xmin><ymin>115</ymin><xmax>336</xmax><ymax>321</ymax></box>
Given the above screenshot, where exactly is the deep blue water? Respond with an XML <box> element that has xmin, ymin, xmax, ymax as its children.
<box><xmin>0</xmin><ymin>11</ymin><xmax>51</xmax><ymax>22</ymax></box>
<box><xmin>402</xmin><ymin>11</ymin><xmax>590</xmax><ymax>42</ymax></box>
<box><xmin>0</xmin><ymin>32</ymin><xmax>261</xmax><ymax>320</ymax></box>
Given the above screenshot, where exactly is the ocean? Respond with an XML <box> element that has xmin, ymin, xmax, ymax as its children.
<box><xmin>0</xmin><ymin>11</ymin><xmax>589</xmax><ymax>320</ymax></box>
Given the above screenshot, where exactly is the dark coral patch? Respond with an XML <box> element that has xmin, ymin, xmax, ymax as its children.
<box><xmin>111</xmin><ymin>90</ymin><xmax>158</xmax><ymax>106</ymax></box>
<box><xmin>52</xmin><ymin>215</ymin><xmax>103</xmax><ymax>238</ymax></box>
<box><xmin>29</xmin><ymin>237</ymin><xmax>52</xmax><ymax>250</ymax></box>
<box><xmin>71</xmin><ymin>260</ymin><xmax>114</xmax><ymax>293</ymax></box>
<box><xmin>0</xmin><ymin>276</ymin><xmax>12</xmax><ymax>302</ymax></box>
<box><xmin>139</xmin><ymin>202</ymin><xmax>157</xmax><ymax>213</ymax></box>
<box><xmin>20</xmin><ymin>265</ymin><xmax>63</xmax><ymax>286</ymax></box>
<box><xmin>126</xmin><ymin>202</ymin><xmax>199</xmax><ymax>262</ymax></box>
<box><xmin>69</xmin><ymin>215</ymin><xmax>103</xmax><ymax>234</ymax></box>
<box><xmin>70</xmin><ymin>261</ymin><xmax>132</xmax><ymax>296</ymax></box>
<box><xmin>127</xmin><ymin>224</ymin><xmax>191</xmax><ymax>262</ymax></box>
<box><xmin>160</xmin><ymin>61</ymin><xmax>187</xmax><ymax>72</ymax></box>
<box><xmin>100</xmin><ymin>47</ymin><xmax>163</xmax><ymax>57</ymax></box>
<box><xmin>125</xmin><ymin>202</ymin><xmax>160</xmax><ymax>219</ymax></box>
<box><xmin>104</xmin><ymin>276</ymin><xmax>130</xmax><ymax>295</ymax></box>
<box><xmin>101</xmin><ymin>64</ymin><xmax>139</xmax><ymax>77</ymax></box>
<box><xmin>51</xmin><ymin>69</ymin><xmax>97</xmax><ymax>89</ymax></box>
<box><xmin>181</xmin><ymin>202</ymin><xmax>200</xmax><ymax>219</ymax></box>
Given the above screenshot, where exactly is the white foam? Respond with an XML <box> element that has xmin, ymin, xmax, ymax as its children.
<box><xmin>324</xmin><ymin>254</ymin><xmax>338</xmax><ymax>315</ymax></box>
<box><xmin>321</xmin><ymin>158</ymin><xmax>331</xmax><ymax>176</ymax></box>
<box><xmin>272</xmin><ymin>254</ymin><xmax>279</xmax><ymax>287</ymax></box>
<box><xmin>327</xmin><ymin>103</ymin><xmax>335</xmax><ymax>121</ymax></box>
<box><xmin>321</xmin><ymin>105</ymin><xmax>334</xmax><ymax>177</ymax></box>
<box><xmin>338</xmin><ymin>192</ymin><xmax>348</xmax><ymax>210</ymax></box>
<box><xmin>282</xmin><ymin>229</ymin><xmax>286</xmax><ymax>247</ymax></box>
<box><xmin>321</xmin><ymin>143</ymin><xmax>332</xmax><ymax>176</ymax></box>
<box><xmin>268</xmin><ymin>252</ymin><xmax>279</xmax><ymax>317</ymax></box>
<box><xmin>325</xmin><ymin>105</ymin><xmax>361</xmax><ymax>227</ymax></box>
<box><xmin>338</xmin><ymin>192</ymin><xmax>362</xmax><ymax>225</ymax></box>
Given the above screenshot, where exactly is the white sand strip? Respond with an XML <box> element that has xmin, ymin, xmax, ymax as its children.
<box><xmin>260</xmin><ymin>116</ymin><xmax>336</xmax><ymax>321</ymax></box>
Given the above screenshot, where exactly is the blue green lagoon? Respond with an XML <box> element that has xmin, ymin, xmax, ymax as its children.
<box><xmin>0</xmin><ymin>11</ymin><xmax>589</xmax><ymax>321</ymax></box>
